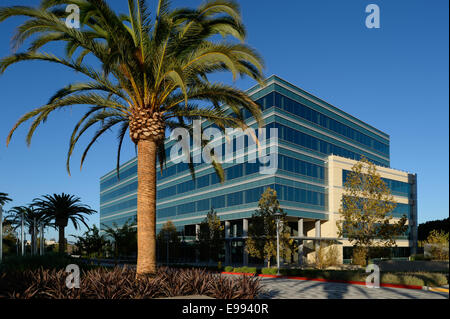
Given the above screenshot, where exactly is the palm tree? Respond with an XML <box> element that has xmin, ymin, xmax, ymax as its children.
<box><xmin>0</xmin><ymin>0</ymin><xmax>264</xmax><ymax>275</ymax></box>
<box><xmin>102</xmin><ymin>218</ymin><xmax>137</xmax><ymax>263</ymax></box>
<box><xmin>0</xmin><ymin>192</ymin><xmax>12</xmax><ymax>206</ymax></box>
<box><xmin>5</xmin><ymin>205</ymin><xmax>50</xmax><ymax>255</ymax></box>
<box><xmin>32</xmin><ymin>193</ymin><xmax>96</xmax><ymax>254</ymax></box>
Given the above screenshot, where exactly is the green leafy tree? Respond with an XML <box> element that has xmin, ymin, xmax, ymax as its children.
<box><xmin>197</xmin><ymin>209</ymin><xmax>224</xmax><ymax>262</ymax></box>
<box><xmin>419</xmin><ymin>230</ymin><xmax>449</xmax><ymax>261</ymax></box>
<box><xmin>157</xmin><ymin>220</ymin><xmax>180</xmax><ymax>263</ymax></box>
<box><xmin>32</xmin><ymin>193</ymin><xmax>96</xmax><ymax>254</ymax></box>
<box><xmin>1</xmin><ymin>222</ymin><xmax>18</xmax><ymax>256</ymax></box>
<box><xmin>102</xmin><ymin>218</ymin><xmax>137</xmax><ymax>261</ymax></box>
<box><xmin>72</xmin><ymin>224</ymin><xmax>108</xmax><ymax>258</ymax></box>
<box><xmin>0</xmin><ymin>0</ymin><xmax>264</xmax><ymax>276</ymax></box>
<box><xmin>337</xmin><ymin>157</ymin><xmax>408</xmax><ymax>266</ymax></box>
<box><xmin>418</xmin><ymin>218</ymin><xmax>449</xmax><ymax>241</ymax></box>
<box><xmin>246</xmin><ymin>187</ymin><xmax>297</xmax><ymax>268</ymax></box>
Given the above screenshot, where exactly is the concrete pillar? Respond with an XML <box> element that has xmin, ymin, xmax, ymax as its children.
<box><xmin>242</xmin><ymin>219</ymin><xmax>248</xmax><ymax>266</ymax></box>
<box><xmin>195</xmin><ymin>224</ymin><xmax>200</xmax><ymax>241</ymax></box>
<box><xmin>225</xmin><ymin>221</ymin><xmax>231</xmax><ymax>265</ymax></box>
<box><xmin>315</xmin><ymin>220</ymin><xmax>321</xmax><ymax>251</ymax></box>
<box><xmin>298</xmin><ymin>218</ymin><xmax>304</xmax><ymax>237</ymax></box>
<box><xmin>297</xmin><ymin>218</ymin><xmax>304</xmax><ymax>267</ymax></box>
<box><xmin>315</xmin><ymin>220</ymin><xmax>321</xmax><ymax>237</ymax></box>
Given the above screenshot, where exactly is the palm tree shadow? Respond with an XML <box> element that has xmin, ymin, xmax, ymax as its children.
<box><xmin>301</xmin><ymin>281</ymin><xmax>352</xmax><ymax>299</ymax></box>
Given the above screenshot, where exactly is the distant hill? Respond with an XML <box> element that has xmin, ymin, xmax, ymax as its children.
<box><xmin>418</xmin><ymin>217</ymin><xmax>449</xmax><ymax>241</ymax></box>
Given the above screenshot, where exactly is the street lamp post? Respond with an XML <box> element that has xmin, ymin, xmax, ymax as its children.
<box><xmin>40</xmin><ymin>223</ymin><xmax>44</xmax><ymax>256</ymax></box>
<box><xmin>274</xmin><ymin>212</ymin><xmax>282</xmax><ymax>276</ymax></box>
<box><xmin>33</xmin><ymin>217</ymin><xmax>36</xmax><ymax>256</ymax></box>
<box><xmin>21</xmin><ymin>212</ymin><xmax>24</xmax><ymax>256</ymax></box>
<box><xmin>165</xmin><ymin>232</ymin><xmax>169</xmax><ymax>266</ymax></box>
<box><xmin>0</xmin><ymin>206</ymin><xmax>3</xmax><ymax>264</ymax></box>
<box><xmin>16</xmin><ymin>231</ymin><xmax>19</xmax><ymax>256</ymax></box>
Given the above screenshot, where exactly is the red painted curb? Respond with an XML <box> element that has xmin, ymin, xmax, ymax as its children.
<box><xmin>221</xmin><ymin>272</ymin><xmax>426</xmax><ymax>291</ymax></box>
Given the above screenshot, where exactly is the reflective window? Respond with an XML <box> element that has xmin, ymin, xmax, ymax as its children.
<box><xmin>270</xmin><ymin>123</ymin><xmax>386</xmax><ymax>167</ymax></box>
<box><xmin>342</xmin><ymin>170</ymin><xmax>410</xmax><ymax>195</ymax></box>
<box><xmin>101</xmin><ymin>164</ymin><xmax>137</xmax><ymax>190</ymax></box>
<box><xmin>273</xmin><ymin>92</ymin><xmax>389</xmax><ymax>155</ymax></box>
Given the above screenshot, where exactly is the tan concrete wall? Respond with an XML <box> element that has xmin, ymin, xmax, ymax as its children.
<box><xmin>302</xmin><ymin>155</ymin><xmax>414</xmax><ymax>264</ymax></box>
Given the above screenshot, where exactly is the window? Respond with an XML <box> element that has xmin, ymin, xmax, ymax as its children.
<box><xmin>211</xmin><ymin>195</ymin><xmax>225</xmax><ymax>209</ymax></box>
<box><xmin>177</xmin><ymin>202</ymin><xmax>196</xmax><ymax>215</ymax></box>
<box><xmin>273</xmin><ymin>92</ymin><xmax>389</xmax><ymax>156</ymax></box>
<box><xmin>197</xmin><ymin>174</ymin><xmax>210</xmax><ymax>189</ymax></box>
<box><xmin>197</xmin><ymin>199</ymin><xmax>210</xmax><ymax>212</ymax></box>
<box><xmin>227</xmin><ymin>192</ymin><xmax>243</xmax><ymax>206</ymax></box>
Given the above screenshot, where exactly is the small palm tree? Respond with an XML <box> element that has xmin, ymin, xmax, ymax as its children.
<box><xmin>0</xmin><ymin>192</ymin><xmax>12</xmax><ymax>206</ymax></box>
<box><xmin>5</xmin><ymin>205</ymin><xmax>51</xmax><ymax>255</ymax></box>
<box><xmin>33</xmin><ymin>193</ymin><xmax>96</xmax><ymax>254</ymax></box>
<box><xmin>102</xmin><ymin>218</ymin><xmax>137</xmax><ymax>263</ymax></box>
<box><xmin>0</xmin><ymin>0</ymin><xmax>264</xmax><ymax>275</ymax></box>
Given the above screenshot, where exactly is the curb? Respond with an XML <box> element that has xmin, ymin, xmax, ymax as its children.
<box><xmin>221</xmin><ymin>272</ymin><xmax>449</xmax><ymax>292</ymax></box>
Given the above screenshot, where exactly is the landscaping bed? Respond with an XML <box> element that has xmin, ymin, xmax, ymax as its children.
<box><xmin>222</xmin><ymin>266</ymin><xmax>448</xmax><ymax>288</ymax></box>
<box><xmin>0</xmin><ymin>266</ymin><xmax>262</xmax><ymax>299</ymax></box>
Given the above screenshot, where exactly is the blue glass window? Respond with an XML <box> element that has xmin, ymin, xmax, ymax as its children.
<box><xmin>227</xmin><ymin>191</ymin><xmax>243</xmax><ymax>206</ymax></box>
<box><xmin>273</xmin><ymin>92</ymin><xmax>389</xmax><ymax>155</ymax></box>
<box><xmin>197</xmin><ymin>174</ymin><xmax>210</xmax><ymax>189</ymax></box>
<box><xmin>211</xmin><ymin>195</ymin><xmax>226</xmax><ymax>209</ymax></box>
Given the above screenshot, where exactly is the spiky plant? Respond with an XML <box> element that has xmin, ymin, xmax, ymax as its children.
<box><xmin>0</xmin><ymin>0</ymin><xmax>265</xmax><ymax>275</ymax></box>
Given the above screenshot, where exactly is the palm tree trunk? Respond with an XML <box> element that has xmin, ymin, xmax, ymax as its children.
<box><xmin>136</xmin><ymin>139</ymin><xmax>157</xmax><ymax>276</ymax></box>
<box><xmin>58</xmin><ymin>226</ymin><xmax>65</xmax><ymax>254</ymax></box>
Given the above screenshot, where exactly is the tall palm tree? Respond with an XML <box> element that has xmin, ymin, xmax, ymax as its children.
<box><xmin>5</xmin><ymin>205</ymin><xmax>50</xmax><ymax>255</ymax></box>
<box><xmin>32</xmin><ymin>193</ymin><xmax>96</xmax><ymax>254</ymax></box>
<box><xmin>0</xmin><ymin>0</ymin><xmax>264</xmax><ymax>275</ymax></box>
<box><xmin>0</xmin><ymin>192</ymin><xmax>12</xmax><ymax>206</ymax></box>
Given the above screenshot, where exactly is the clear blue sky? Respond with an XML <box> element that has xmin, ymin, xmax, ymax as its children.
<box><xmin>0</xmin><ymin>0</ymin><xmax>448</xmax><ymax>242</ymax></box>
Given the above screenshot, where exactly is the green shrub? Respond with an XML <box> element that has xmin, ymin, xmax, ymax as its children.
<box><xmin>233</xmin><ymin>267</ymin><xmax>257</xmax><ymax>274</ymax></box>
<box><xmin>0</xmin><ymin>253</ymin><xmax>93</xmax><ymax>272</ymax></box>
<box><xmin>378</xmin><ymin>272</ymin><xmax>447</xmax><ymax>287</ymax></box>
<box><xmin>352</xmin><ymin>247</ymin><xmax>367</xmax><ymax>267</ymax></box>
<box><xmin>410</xmin><ymin>254</ymin><xmax>431</xmax><ymax>261</ymax></box>
<box><xmin>224</xmin><ymin>266</ymin><xmax>234</xmax><ymax>272</ymax></box>
<box><xmin>422</xmin><ymin>272</ymin><xmax>448</xmax><ymax>286</ymax></box>
<box><xmin>316</xmin><ymin>243</ymin><xmax>341</xmax><ymax>269</ymax></box>
<box><xmin>381</xmin><ymin>273</ymin><xmax>424</xmax><ymax>286</ymax></box>
<box><xmin>261</xmin><ymin>268</ymin><xmax>278</xmax><ymax>275</ymax></box>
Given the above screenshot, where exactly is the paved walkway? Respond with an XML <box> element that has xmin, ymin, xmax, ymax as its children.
<box><xmin>258</xmin><ymin>277</ymin><xmax>449</xmax><ymax>299</ymax></box>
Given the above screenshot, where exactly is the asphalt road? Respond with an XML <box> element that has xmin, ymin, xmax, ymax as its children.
<box><xmin>258</xmin><ymin>277</ymin><xmax>449</xmax><ymax>299</ymax></box>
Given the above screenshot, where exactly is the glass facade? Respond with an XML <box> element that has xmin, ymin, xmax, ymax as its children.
<box><xmin>342</xmin><ymin>170</ymin><xmax>411</xmax><ymax>197</ymax></box>
<box><xmin>248</xmin><ymin>92</ymin><xmax>390</xmax><ymax>156</ymax></box>
<box><xmin>100</xmin><ymin>76</ymin><xmax>404</xmax><ymax>235</ymax></box>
